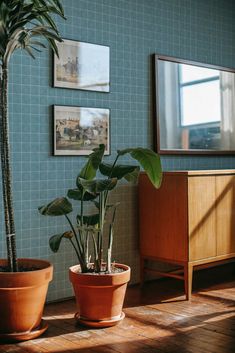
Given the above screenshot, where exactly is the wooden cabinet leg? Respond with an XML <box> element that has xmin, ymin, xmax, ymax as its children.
<box><xmin>184</xmin><ymin>263</ymin><xmax>193</xmax><ymax>300</ymax></box>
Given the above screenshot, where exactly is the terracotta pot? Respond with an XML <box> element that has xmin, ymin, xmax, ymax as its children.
<box><xmin>69</xmin><ymin>263</ymin><xmax>131</xmax><ymax>328</ymax></box>
<box><xmin>0</xmin><ymin>258</ymin><xmax>53</xmax><ymax>342</ymax></box>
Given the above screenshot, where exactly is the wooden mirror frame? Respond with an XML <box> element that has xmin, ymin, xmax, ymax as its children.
<box><xmin>153</xmin><ymin>54</ymin><xmax>235</xmax><ymax>155</ymax></box>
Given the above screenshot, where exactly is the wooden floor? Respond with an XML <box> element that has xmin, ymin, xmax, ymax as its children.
<box><xmin>1</xmin><ymin>264</ymin><xmax>235</xmax><ymax>353</ymax></box>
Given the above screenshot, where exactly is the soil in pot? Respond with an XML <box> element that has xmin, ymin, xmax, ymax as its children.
<box><xmin>0</xmin><ymin>265</ymin><xmax>40</xmax><ymax>272</ymax></box>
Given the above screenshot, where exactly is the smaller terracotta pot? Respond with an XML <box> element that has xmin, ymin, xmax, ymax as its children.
<box><xmin>0</xmin><ymin>258</ymin><xmax>53</xmax><ymax>342</ymax></box>
<box><xmin>69</xmin><ymin>263</ymin><xmax>130</xmax><ymax>327</ymax></box>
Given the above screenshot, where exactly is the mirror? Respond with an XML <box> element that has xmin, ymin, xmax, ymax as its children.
<box><xmin>154</xmin><ymin>55</ymin><xmax>235</xmax><ymax>154</ymax></box>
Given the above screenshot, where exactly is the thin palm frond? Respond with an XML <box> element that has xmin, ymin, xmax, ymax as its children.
<box><xmin>0</xmin><ymin>0</ymin><xmax>65</xmax><ymax>272</ymax></box>
<box><xmin>0</xmin><ymin>0</ymin><xmax>65</xmax><ymax>64</ymax></box>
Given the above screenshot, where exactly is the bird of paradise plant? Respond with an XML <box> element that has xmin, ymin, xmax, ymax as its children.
<box><xmin>39</xmin><ymin>144</ymin><xmax>162</xmax><ymax>273</ymax></box>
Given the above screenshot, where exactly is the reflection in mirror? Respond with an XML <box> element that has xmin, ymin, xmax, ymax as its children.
<box><xmin>155</xmin><ymin>55</ymin><xmax>235</xmax><ymax>154</ymax></box>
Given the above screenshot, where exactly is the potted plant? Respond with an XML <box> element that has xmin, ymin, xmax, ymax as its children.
<box><xmin>0</xmin><ymin>0</ymin><xmax>65</xmax><ymax>341</ymax></box>
<box><xmin>39</xmin><ymin>143</ymin><xmax>162</xmax><ymax>327</ymax></box>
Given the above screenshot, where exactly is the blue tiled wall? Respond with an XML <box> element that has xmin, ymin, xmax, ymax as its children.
<box><xmin>0</xmin><ymin>0</ymin><xmax>235</xmax><ymax>300</ymax></box>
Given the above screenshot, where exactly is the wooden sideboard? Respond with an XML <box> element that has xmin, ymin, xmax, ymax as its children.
<box><xmin>138</xmin><ymin>170</ymin><xmax>235</xmax><ymax>299</ymax></box>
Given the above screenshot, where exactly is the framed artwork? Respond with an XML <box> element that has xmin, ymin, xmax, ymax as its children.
<box><xmin>53</xmin><ymin>39</ymin><xmax>110</xmax><ymax>92</ymax></box>
<box><xmin>53</xmin><ymin>105</ymin><xmax>110</xmax><ymax>156</ymax></box>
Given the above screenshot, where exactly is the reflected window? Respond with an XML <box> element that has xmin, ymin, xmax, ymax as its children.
<box><xmin>179</xmin><ymin>65</ymin><xmax>221</xmax><ymax>126</ymax></box>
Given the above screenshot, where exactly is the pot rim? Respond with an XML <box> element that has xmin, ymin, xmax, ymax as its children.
<box><xmin>69</xmin><ymin>263</ymin><xmax>131</xmax><ymax>286</ymax></box>
<box><xmin>0</xmin><ymin>258</ymin><xmax>53</xmax><ymax>274</ymax></box>
<box><xmin>69</xmin><ymin>262</ymin><xmax>130</xmax><ymax>277</ymax></box>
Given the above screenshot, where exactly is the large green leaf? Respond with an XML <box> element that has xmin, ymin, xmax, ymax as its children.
<box><xmin>124</xmin><ymin>166</ymin><xmax>140</xmax><ymax>183</ymax></box>
<box><xmin>117</xmin><ymin>148</ymin><xmax>162</xmax><ymax>188</ymax></box>
<box><xmin>38</xmin><ymin>197</ymin><xmax>72</xmax><ymax>216</ymax></box>
<box><xmin>49</xmin><ymin>231</ymin><xmax>72</xmax><ymax>252</ymax></box>
<box><xmin>78</xmin><ymin>144</ymin><xmax>105</xmax><ymax>182</ymax></box>
<box><xmin>77</xmin><ymin>177</ymin><xmax>118</xmax><ymax>194</ymax></box>
<box><xmin>67</xmin><ymin>188</ymin><xmax>98</xmax><ymax>201</ymax></box>
<box><xmin>92</xmin><ymin>201</ymin><xmax>116</xmax><ymax>211</ymax></box>
<box><xmin>99</xmin><ymin>163</ymin><xmax>140</xmax><ymax>183</ymax></box>
<box><xmin>77</xmin><ymin>214</ymin><xmax>100</xmax><ymax>226</ymax></box>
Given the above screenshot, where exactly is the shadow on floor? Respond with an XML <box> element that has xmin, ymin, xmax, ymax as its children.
<box><xmin>2</xmin><ymin>307</ymin><xmax>235</xmax><ymax>353</ymax></box>
<box><xmin>125</xmin><ymin>262</ymin><xmax>235</xmax><ymax>308</ymax></box>
<box><xmin>0</xmin><ymin>263</ymin><xmax>234</xmax><ymax>352</ymax></box>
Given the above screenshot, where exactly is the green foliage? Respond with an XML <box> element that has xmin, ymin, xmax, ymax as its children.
<box><xmin>77</xmin><ymin>177</ymin><xmax>118</xmax><ymax>194</ymax></box>
<box><xmin>0</xmin><ymin>0</ymin><xmax>65</xmax><ymax>65</ymax></box>
<box><xmin>99</xmin><ymin>163</ymin><xmax>140</xmax><ymax>183</ymax></box>
<box><xmin>117</xmin><ymin>147</ymin><xmax>162</xmax><ymax>188</ymax></box>
<box><xmin>0</xmin><ymin>0</ymin><xmax>65</xmax><ymax>272</ymax></box>
<box><xmin>38</xmin><ymin>197</ymin><xmax>72</xmax><ymax>216</ymax></box>
<box><xmin>67</xmin><ymin>188</ymin><xmax>97</xmax><ymax>201</ymax></box>
<box><xmin>78</xmin><ymin>144</ymin><xmax>105</xmax><ymax>181</ymax></box>
<box><xmin>39</xmin><ymin>144</ymin><xmax>162</xmax><ymax>273</ymax></box>
<box><xmin>49</xmin><ymin>233</ymin><xmax>68</xmax><ymax>252</ymax></box>
<box><xmin>77</xmin><ymin>214</ymin><xmax>100</xmax><ymax>226</ymax></box>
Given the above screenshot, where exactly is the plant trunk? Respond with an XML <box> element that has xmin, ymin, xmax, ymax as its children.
<box><xmin>0</xmin><ymin>64</ymin><xmax>18</xmax><ymax>272</ymax></box>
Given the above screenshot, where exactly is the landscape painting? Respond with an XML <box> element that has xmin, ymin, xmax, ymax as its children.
<box><xmin>53</xmin><ymin>105</ymin><xmax>110</xmax><ymax>156</ymax></box>
<box><xmin>53</xmin><ymin>39</ymin><xmax>110</xmax><ymax>92</ymax></box>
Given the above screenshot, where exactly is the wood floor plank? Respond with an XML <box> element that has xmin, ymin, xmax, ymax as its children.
<box><xmin>0</xmin><ymin>266</ymin><xmax>234</xmax><ymax>353</ymax></box>
<box><xmin>122</xmin><ymin>310</ymin><xmax>228</xmax><ymax>353</ymax></box>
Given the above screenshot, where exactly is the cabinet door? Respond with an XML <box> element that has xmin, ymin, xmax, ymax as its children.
<box><xmin>216</xmin><ymin>175</ymin><xmax>235</xmax><ymax>256</ymax></box>
<box><xmin>139</xmin><ymin>174</ymin><xmax>188</xmax><ymax>262</ymax></box>
<box><xmin>188</xmin><ymin>176</ymin><xmax>216</xmax><ymax>261</ymax></box>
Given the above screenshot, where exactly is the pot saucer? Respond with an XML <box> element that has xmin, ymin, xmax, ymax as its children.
<box><xmin>75</xmin><ymin>311</ymin><xmax>125</xmax><ymax>328</ymax></box>
<box><xmin>0</xmin><ymin>319</ymin><xmax>48</xmax><ymax>342</ymax></box>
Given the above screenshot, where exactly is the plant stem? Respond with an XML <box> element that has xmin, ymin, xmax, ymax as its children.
<box><xmin>80</xmin><ymin>193</ymin><xmax>84</xmax><ymax>225</ymax></box>
<box><xmin>103</xmin><ymin>153</ymin><xmax>120</xmax><ymax>271</ymax></box>
<box><xmin>109</xmin><ymin>154</ymin><xmax>119</xmax><ymax>178</ymax></box>
<box><xmin>0</xmin><ymin>64</ymin><xmax>18</xmax><ymax>272</ymax></box>
<box><xmin>85</xmin><ymin>230</ymin><xmax>89</xmax><ymax>264</ymax></box>
<box><xmin>79</xmin><ymin>192</ymin><xmax>85</xmax><ymax>255</ymax></box>
<box><xmin>104</xmin><ymin>153</ymin><xmax>120</xmax><ymax>210</ymax></box>
<box><xmin>107</xmin><ymin>225</ymin><xmax>113</xmax><ymax>273</ymax></box>
<box><xmin>69</xmin><ymin>239</ymin><xmax>87</xmax><ymax>272</ymax></box>
<box><xmin>97</xmin><ymin>191</ymin><xmax>106</xmax><ymax>271</ymax></box>
<box><xmin>107</xmin><ymin>205</ymin><xmax>117</xmax><ymax>273</ymax></box>
<box><xmin>65</xmin><ymin>214</ymin><xmax>86</xmax><ymax>269</ymax></box>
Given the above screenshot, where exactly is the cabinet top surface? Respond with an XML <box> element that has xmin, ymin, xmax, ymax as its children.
<box><xmin>141</xmin><ymin>170</ymin><xmax>235</xmax><ymax>177</ymax></box>
<box><xmin>163</xmin><ymin>170</ymin><xmax>235</xmax><ymax>176</ymax></box>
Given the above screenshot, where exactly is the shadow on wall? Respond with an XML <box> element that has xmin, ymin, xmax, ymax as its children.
<box><xmin>109</xmin><ymin>184</ymin><xmax>140</xmax><ymax>284</ymax></box>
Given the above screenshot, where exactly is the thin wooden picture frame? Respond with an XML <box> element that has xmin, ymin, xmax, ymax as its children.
<box><xmin>53</xmin><ymin>39</ymin><xmax>110</xmax><ymax>92</ymax></box>
<box><xmin>53</xmin><ymin>105</ymin><xmax>110</xmax><ymax>156</ymax></box>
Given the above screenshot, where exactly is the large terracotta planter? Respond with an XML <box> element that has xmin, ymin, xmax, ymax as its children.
<box><xmin>0</xmin><ymin>258</ymin><xmax>53</xmax><ymax>342</ymax></box>
<box><xmin>69</xmin><ymin>263</ymin><xmax>131</xmax><ymax>328</ymax></box>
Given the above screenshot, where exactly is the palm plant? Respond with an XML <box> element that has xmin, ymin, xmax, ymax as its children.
<box><xmin>39</xmin><ymin>144</ymin><xmax>162</xmax><ymax>274</ymax></box>
<box><xmin>0</xmin><ymin>0</ymin><xmax>65</xmax><ymax>272</ymax></box>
